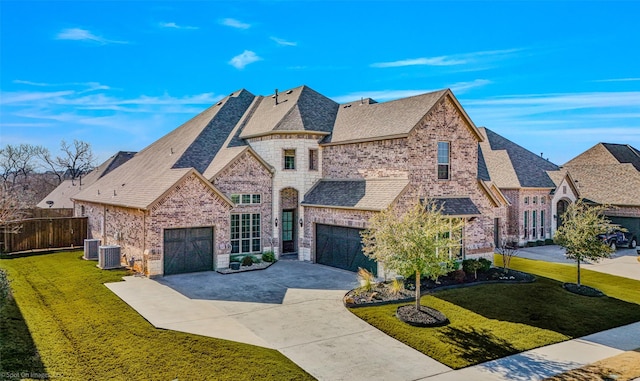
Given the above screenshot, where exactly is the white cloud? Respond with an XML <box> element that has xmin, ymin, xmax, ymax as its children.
<box><xmin>228</xmin><ymin>50</ymin><xmax>262</xmax><ymax>69</ymax></box>
<box><xmin>270</xmin><ymin>36</ymin><xmax>297</xmax><ymax>46</ymax></box>
<box><xmin>592</xmin><ymin>77</ymin><xmax>640</xmax><ymax>83</ymax></box>
<box><xmin>371</xmin><ymin>48</ymin><xmax>522</xmax><ymax>68</ymax></box>
<box><xmin>55</xmin><ymin>28</ymin><xmax>128</xmax><ymax>44</ymax></box>
<box><xmin>159</xmin><ymin>22</ymin><xmax>198</xmax><ymax>30</ymax></box>
<box><xmin>332</xmin><ymin>79</ymin><xmax>491</xmax><ymax>103</ymax></box>
<box><xmin>221</xmin><ymin>18</ymin><xmax>250</xmax><ymax>30</ymax></box>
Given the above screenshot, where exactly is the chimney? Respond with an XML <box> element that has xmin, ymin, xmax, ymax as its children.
<box><xmin>274</xmin><ymin>89</ymin><xmax>279</xmax><ymax>105</ymax></box>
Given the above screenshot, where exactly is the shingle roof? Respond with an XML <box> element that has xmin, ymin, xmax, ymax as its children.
<box><xmin>602</xmin><ymin>143</ymin><xmax>640</xmax><ymax>171</ymax></box>
<box><xmin>328</xmin><ymin>90</ymin><xmax>447</xmax><ymax>144</ymax></box>
<box><xmin>73</xmin><ymin>90</ymin><xmax>255</xmax><ymax>209</ymax></box>
<box><xmin>479</xmin><ymin>127</ymin><xmax>559</xmax><ymax>188</ymax></box>
<box><xmin>477</xmin><ymin>144</ymin><xmax>491</xmax><ymax>181</ymax></box>
<box><xmin>432</xmin><ymin>197</ymin><xmax>481</xmax><ymax>217</ymax></box>
<box><xmin>302</xmin><ymin>179</ymin><xmax>409</xmax><ymax>211</ymax></box>
<box><xmin>238</xmin><ymin>86</ymin><xmax>339</xmax><ymax>138</ymax></box>
<box><xmin>563</xmin><ymin>143</ymin><xmax>640</xmax><ymax>206</ymax></box>
<box><xmin>563</xmin><ymin>164</ymin><xmax>640</xmax><ymax>206</ymax></box>
<box><xmin>37</xmin><ymin>151</ymin><xmax>136</xmax><ymax>209</ymax></box>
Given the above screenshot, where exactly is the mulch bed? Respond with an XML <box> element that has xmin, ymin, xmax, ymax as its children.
<box><xmin>345</xmin><ymin>267</ymin><xmax>535</xmax><ymax>308</ymax></box>
<box><xmin>396</xmin><ymin>305</ymin><xmax>450</xmax><ymax>327</ymax></box>
<box><xmin>563</xmin><ymin>282</ymin><xmax>605</xmax><ymax>297</ymax></box>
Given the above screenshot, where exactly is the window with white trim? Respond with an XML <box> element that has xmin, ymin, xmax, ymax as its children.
<box><xmin>230</xmin><ymin>194</ymin><xmax>261</xmax><ymax>205</ymax></box>
<box><xmin>437</xmin><ymin>141</ymin><xmax>450</xmax><ymax>180</ymax></box>
<box><xmin>284</xmin><ymin>149</ymin><xmax>296</xmax><ymax>170</ymax></box>
<box><xmin>540</xmin><ymin>210</ymin><xmax>545</xmax><ymax>238</ymax></box>
<box><xmin>524</xmin><ymin>210</ymin><xmax>529</xmax><ymax>238</ymax></box>
<box><xmin>231</xmin><ymin>213</ymin><xmax>261</xmax><ymax>254</ymax></box>
<box><xmin>532</xmin><ymin>210</ymin><xmax>537</xmax><ymax>239</ymax></box>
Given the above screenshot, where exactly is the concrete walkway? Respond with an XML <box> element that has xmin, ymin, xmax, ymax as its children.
<box><xmin>106</xmin><ymin>261</ymin><xmax>451</xmax><ymax>381</ymax></box>
<box><xmin>421</xmin><ymin>322</ymin><xmax>640</xmax><ymax>381</ymax></box>
<box><xmin>517</xmin><ymin>245</ymin><xmax>640</xmax><ymax>281</ymax></box>
<box><xmin>106</xmin><ymin>258</ymin><xmax>640</xmax><ymax>381</ymax></box>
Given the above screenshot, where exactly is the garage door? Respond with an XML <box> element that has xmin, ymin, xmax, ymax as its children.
<box><xmin>164</xmin><ymin>227</ymin><xmax>214</xmax><ymax>275</ymax></box>
<box><xmin>315</xmin><ymin>224</ymin><xmax>377</xmax><ymax>276</ymax></box>
<box><xmin>608</xmin><ymin>216</ymin><xmax>640</xmax><ymax>238</ymax></box>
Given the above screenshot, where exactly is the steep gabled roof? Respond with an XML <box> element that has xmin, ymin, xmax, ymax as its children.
<box><xmin>302</xmin><ymin>178</ymin><xmax>409</xmax><ymax>211</ymax></box>
<box><xmin>563</xmin><ymin>142</ymin><xmax>640</xmax><ymax>206</ymax></box>
<box><xmin>36</xmin><ymin>151</ymin><xmax>136</xmax><ymax>209</ymax></box>
<box><xmin>327</xmin><ymin>89</ymin><xmax>483</xmax><ymax>145</ymax></box>
<box><xmin>479</xmin><ymin>127</ymin><xmax>559</xmax><ymax>188</ymax></box>
<box><xmin>73</xmin><ymin>89</ymin><xmax>255</xmax><ymax>209</ymax></box>
<box><xmin>239</xmin><ymin>86</ymin><xmax>339</xmax><ymax>139</ymax></box>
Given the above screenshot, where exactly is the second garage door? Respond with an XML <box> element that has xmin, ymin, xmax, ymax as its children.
<box><xmin>315</xmin><ymin>224</ymin><xmax>377</xmax><ymax>276</ymax></box>
<box><xmin>163</xmin><ymin>227</ymin><xmax>214</xmax><ymax>275</ymax></box>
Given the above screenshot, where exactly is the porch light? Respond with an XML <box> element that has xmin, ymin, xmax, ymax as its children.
<box><xmin>299</xmin><ymin>218</ymin><xmax>303</xmax><ymax>227</ymax></box>
<box><xmin>275</xmin><ymin>218</ymin><xmax>278</xmax><ymax>227</ymax></box>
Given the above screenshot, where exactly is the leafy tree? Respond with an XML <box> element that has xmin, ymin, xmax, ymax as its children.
<box><xmin>361</xmin><ymin>199</ymin><xmax>464</xmax><ymax>309</ymax></box>
<box><xmin>554</xmin><ymin>199</ymin><xmax>615</xmax><ymax>286</ymax></box>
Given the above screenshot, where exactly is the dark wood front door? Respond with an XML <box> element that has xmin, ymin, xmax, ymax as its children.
<box><xmin>557</xmin><ymin>200</ymin><xmax>569</xmax><ymax>230</ymax></box>
<box><xmin>282</xmin><ymin>209</ymin><xmax>295</xmax><ymax>253</ymax></box>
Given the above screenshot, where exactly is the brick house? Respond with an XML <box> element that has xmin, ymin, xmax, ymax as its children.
<box><xmin>563</xmin><ymin>143</ymin><xmax>640</xmax><ymax>239</ymax></box>
<box><xmin>73</xmin><ymin>86</ymin><xmax>508</xmax><ymax>276</ymax></box>
<box><xmin>478</xmin><ymin>127</ymin><xmax>579</xmax><ymax>246</ymax></box>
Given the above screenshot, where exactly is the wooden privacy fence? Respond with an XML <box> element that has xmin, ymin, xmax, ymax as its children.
<box><xmin>1</xmin><ymin>217</ymin><xmax>87</xmax><ymax>253</ymax></box>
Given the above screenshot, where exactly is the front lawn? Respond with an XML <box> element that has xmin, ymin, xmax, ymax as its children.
<box><xmin>0</xmin><ymin>251</ymin><xmax>312</xmax><ymax>381</ymax></box>
<box><xmin>350</xmin><ymin>257</ymin><xmax>640</xmax><ymax>369</ymax></box>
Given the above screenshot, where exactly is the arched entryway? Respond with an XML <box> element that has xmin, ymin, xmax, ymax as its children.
<box><xmin>556</xmin><ymin>199</ymin><xmax>569</xmax><ymax>230</ymax></box>
<box><xmin>280</xmin><ymin>188</ymin><xmax>299</xmax><ymax>255</ymax></box>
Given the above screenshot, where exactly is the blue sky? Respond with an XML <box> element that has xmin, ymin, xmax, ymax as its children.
<box><xmin>1</xmin><ymin>1</ymin><xmax>639</xmax><ymax>165</ymax></box>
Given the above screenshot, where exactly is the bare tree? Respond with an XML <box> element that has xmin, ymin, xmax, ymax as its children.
<box><xmin>0</xmin><ymin>187</ymin><xmax>28</xmax><ymax>223</ymax></box>
<box><xmin>0</xmin><ymin>144</ymin><xmax>39</xmax><ymax>189</ymax></box>
<box><xmin>58</xmin><ymin>139</ymin><xmax>95</xmax><ymax>180</ymax></box>
<box><xmin>35</xmin><ymin>139</ymin><xmax>95</xmax><ymax>184</ymax></box>
<box><xmin>496</xmin><ymin>235</ymin><xmax>519</xmax><ymax>273</ymax></box>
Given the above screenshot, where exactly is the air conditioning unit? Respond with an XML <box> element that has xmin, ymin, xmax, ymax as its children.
<box><xmin>83</xmin><ymin>239</ymin><xmax>101</xmax><ymax>260</ymax></box>
<box><xmin>98</xmin><ymin>245</ymin><xmax>122</xmax><ymax>269</ymax></box>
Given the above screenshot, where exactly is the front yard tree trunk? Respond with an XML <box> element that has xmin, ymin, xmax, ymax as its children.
<box><xmin>577</xmin><ymin>258</ymin><xmax>581</xmax><ymax>287</ymax></box>
<box><xmin>415</xmin><ymin>270</ymin><xmax>421</xmax><ymax>309</ymax></box>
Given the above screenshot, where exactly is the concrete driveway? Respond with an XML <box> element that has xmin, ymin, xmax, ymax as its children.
<box><xmin>517</xmin><ymin>245</ymin><xmax>640</xmax><ymax>280</ymax></box>
<box><xmin>106</xmin><ymin>260</ymin><xmax>451</xmax><ymax>381</ymax></box>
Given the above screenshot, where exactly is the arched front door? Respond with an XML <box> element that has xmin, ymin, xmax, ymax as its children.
<box><xmin>557</xmin><ymin>199</ymin><xmax>569</xmax><ymax>230</ymax></box>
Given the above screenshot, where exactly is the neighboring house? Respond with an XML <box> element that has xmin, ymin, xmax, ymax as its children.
<box><xmin>73</xmin><ymin>86</ymin><xmax>508</xmax><ymax>277</ymax></box>
<box><xmin>563</xmin><ymin>143</ymin><xmax>640</xmax><ymax>238</ymax></box>
<box><xmin>478</xmin><ymin>127</ymin><xmax>579</xmax><ymax>245</ymax></box>
<box><xmin>36</xmin><ymin>151</ymin><xmax>136</xmax><ymax>210</ymax></box>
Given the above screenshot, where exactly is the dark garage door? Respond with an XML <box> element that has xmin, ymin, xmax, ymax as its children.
<box><xmin>316</xmin><ymin>224</ymin><xmax>377</xmax><ymax>276</ymax></box>
<box><xmin>164</xmin><ymin>227</ymin><xmax>214</xmax><ymax>275</ymax></box>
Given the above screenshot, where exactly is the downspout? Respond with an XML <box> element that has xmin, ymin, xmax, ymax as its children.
<box><xmin>102</xmin><ymin>204</ymin><xmax>107</xmax><ymax>244</ymax></box>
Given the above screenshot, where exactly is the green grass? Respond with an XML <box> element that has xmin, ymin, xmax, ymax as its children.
<box><xmin>350</xmin><ymin>257</ymin><xmax>640</xmax><ymax>369</ymax></box>
<box><xmin>495</xmin><ymin>255</ymin><xmax>640</xmax><ymax>304</ymax></box>
<box><xmin>0</xmin><ymin>251</ymin><xmax>313</xmax><ymax>381</ymax></box>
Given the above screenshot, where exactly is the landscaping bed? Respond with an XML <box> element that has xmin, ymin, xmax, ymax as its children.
<box><xmin>349</xmin><ymin>258</ymin><xmax>640</xmax><ymax>369</ymax></box>
<box><xmin>345</xmin><ymin>266</ymin><xmax>535</xmax><ymax>307</ymax></box>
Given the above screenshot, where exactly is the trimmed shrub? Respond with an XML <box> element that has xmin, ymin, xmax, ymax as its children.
<box><xmin>478</xmin><ymin>257</ymin><xmax>492</xmax><ymax>272</ymax></box>
<box><xmin>545</xmin><ymin>239</ymin><xmax>554</xmax><ymax>245</ymax></box>
<box><xmin>241</xmin><ymin>255</ymin><xmax>254</xmax><ymax>266</ymax></box>
<box><xmin>536</xmin><ymin>240</ymin><xmax>544</xmax><ymax>246</ymax></box>
<box><xmin>526</xmin><ymin>241</ymin><xmax>537</xmax><ymax>247</ymax></box>
<box><xmin>262</xmin><ymin>251</ymin><xmax>276</xmax><ymax>263</ymax></box>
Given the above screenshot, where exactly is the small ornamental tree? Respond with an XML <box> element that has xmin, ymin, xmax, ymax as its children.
<box><xmin>554</xmin><ymin>199</ymin><xmax>616</xmax><ymax>287</ymax></box>
<box><xmin>496</xmin><ymin>235</ymin><xmax>519</xmax><ymax>273</ymax></box>
<box><xmin>361</xmin><ymin>199</ymin><xmax>464</xmax><ymax>310</ymax></box>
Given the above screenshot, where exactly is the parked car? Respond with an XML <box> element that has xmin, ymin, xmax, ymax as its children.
<box><xmin>597</xmin><ymin>227</ymin><xmax>637</xmax><ymax>250</ymax></box>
